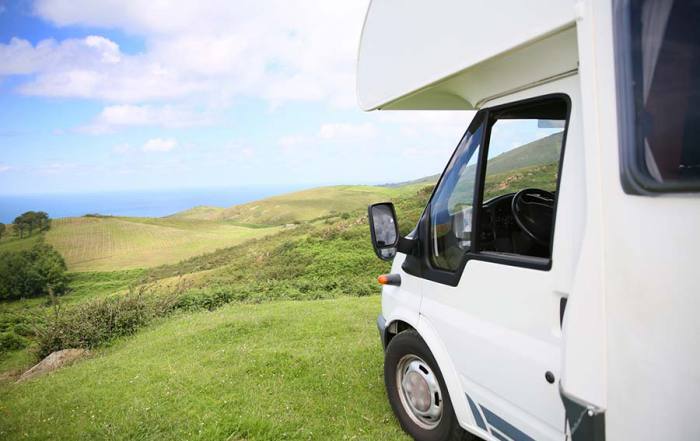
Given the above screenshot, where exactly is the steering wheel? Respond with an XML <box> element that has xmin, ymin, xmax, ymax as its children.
<box><xmin>511</xmin><ymin>188</ymin><xmax>555</xmax><ymax>245</ymax></box>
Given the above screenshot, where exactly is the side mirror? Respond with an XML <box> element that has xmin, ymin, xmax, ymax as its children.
<box><xmin>368</xmin><ymin>202</ymin><xmax>399</xmax><ymax>260</ymax></box>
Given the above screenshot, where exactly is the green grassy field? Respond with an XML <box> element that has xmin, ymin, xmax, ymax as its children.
<box><xmin>0</xmin><ymin>162</ymin><xmax>554</xmax><ymax>440</ymax></box>
<box><xmin>44</xmin><ymin>217</ymin><xmax>282</xmax><ymax>272</ymax></box>
<box><xmin>0</xmin><ymin>296</ymin><xmax>409</xmax><ymax>441</ymax></box>
<box><xmin>0</xmin><ymin>233</ymin><xmax>43</xmax><ymax>253</ymax></box>
<box><xmin>0</xmin><ymin>182</ymin><xmax>429</xmax><ymax>380</ymax></box>
<box><xmin>174</xmin><ymin>185</ymin><xmax>425</xmax><ymax>226</ymax></box>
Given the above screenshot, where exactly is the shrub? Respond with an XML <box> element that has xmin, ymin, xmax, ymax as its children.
<box><xmin>34</xmin><ymin>292</ymin><xmax>161</xmax><ymax>358</ymax></box>
<box><xmin>13</xmin><ymin>322</ymin><xmax>34</xmax><ymax>337</ymax></box>
<box><xmin>0</xmin><ymin>332</ymin><xmax>28</xmax><ymax>353</ymax></box>
<box><xmin>0</xmin><ymin>243</ymin><xmax>68</xmax><ymax>300</ymax></box>
<box><xmin>0</xmin><ymin>242</ymin><xmax>68</xmax><ymax>300</ymax></box>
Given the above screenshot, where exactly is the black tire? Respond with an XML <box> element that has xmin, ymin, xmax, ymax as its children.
<box><xmin>384</xmin><ymin>330</ymin><xmax>474</xmax><ymax>441</ymax></box>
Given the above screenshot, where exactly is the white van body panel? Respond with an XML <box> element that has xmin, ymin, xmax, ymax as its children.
<box><xmin>382</xmin><ymin>253</ymin><xmax>422</xmax><ymax>327</ymax></box>
<box><xmin>579</xmin><ymin>2</ymin><xmax>700</xmax><ymax>439</ymax></box>
<box><xmin>357</xmin><ymin>0</ymin><xmax>576</xmax><ymax>110</ymax></box>
<box><xmin>413</xmin><ymin>314</ymin><xmax>480</xmax><ymax>436</ymax></box>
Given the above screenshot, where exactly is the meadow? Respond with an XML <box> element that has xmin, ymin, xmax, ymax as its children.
<box><xmin>0</xmin><ymin>182</ymin><xmax>432</xmax><ymax>440</ymax></box>
<box><xmin>0</xmin><ymin>297</ymin><xmax>409</xmax><ymax>441</ymax></box>
<box><xmin>0</xmin><ymin>159</ymin><xmax>556</xmax><ymax>439</ymax></box>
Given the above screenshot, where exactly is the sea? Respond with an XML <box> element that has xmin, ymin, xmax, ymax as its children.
<box><xmin>0</xmin><ymin>186</ymin><xmax>303</xmax><ymax>223</ymax></box>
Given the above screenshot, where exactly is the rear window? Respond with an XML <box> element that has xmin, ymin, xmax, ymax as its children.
<box><xmin>615</xmin><ymin>0</ymin><xmax>700</xmax><ymax>193</ymax></box>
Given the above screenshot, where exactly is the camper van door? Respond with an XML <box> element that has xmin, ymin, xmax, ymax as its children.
<box><xmin>417</xmin><ymin>91</ymin><xmax>576</xmax><ymax>440</ymax></box>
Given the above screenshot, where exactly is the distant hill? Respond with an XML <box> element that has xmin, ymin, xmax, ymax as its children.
<box><xmin>380</xmin><ymin>132</ymin><xmax>561</xmax><ymax>191</ymax></box>
<box><xmin>380</xmin><ymin>174</ymin><xmax>440</xmax><ymax>188</ymax></box>
<box><xmin>172</xmin><ymin>184</ymin><xmax>425</xmax><ymax>226</ymax></box>
<box><xmin>485</xmin><ymin>131</ymin><xmax>562</xmax><ymax>175</ymax></box>
<box><xmin>18</xmin><ymin>183</ymin><xmax>432</xmax><ymax>272</ymax></box>
<box><xmin>44</xmin><ymin>216</ymin><xmax>281</xmax><ymax>272</ymax></box>
<box><xmin>2</xmin><ymin>133</ymin><xmax>561</xmax><ymax>272</ymax></box>
<box><xmin>167</xmin><ymin>205</ymin><xmax>225</xmax><ymax>221</ymax></box>
<box><xmin>449</xmin><ymin>131</ymin><xmax>563</xmax><ymax>204</ymax></box>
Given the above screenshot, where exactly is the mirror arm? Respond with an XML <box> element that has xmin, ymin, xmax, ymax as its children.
<box><xmin>396</xmin><ymin>236</ymin><xmax>418</xmax><ymax>255</ymax></box>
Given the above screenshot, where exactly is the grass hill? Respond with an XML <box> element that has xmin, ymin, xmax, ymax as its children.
<box><xmin>173</xmin><ymin>185</ymin><xmax>423</xmax><ymax>226</ymax></box>
<box><xmin>0</xmin><ymin>142</ymin><xmax>559</xmax><ymax>439</ymax></box>
<box><xmin>44</xmin><ymin>216</ymin><xmax>282</xmax><ymax>272</ymax></box>
<box><xmin>449</xmin><ymin>131</ymin><xmax>562</xmax><ymax>204</ymax></box>
<box><xmin>1</xmin><ymin>184</ymin><xmax>423</xmax><ymax>276</ymax></box>
<box><xmin>486</xmin><ymin>131</ymin><xmax>562</xmax><ymax>175</ymax></box>
<box><xmin>217</xmin><ymin>185</ymin><xmax>405</xmax><ymax>225</ymax></box>
<box><xmin>0</xmin><ymin>297</ymin><xmax>408</xmax><ymax>441</ymax></box>
<box><xmin>0</xmin><ymin>182</ymin><xmax>431</xmax><ymax>440</ymax></box>
<box><xmin>167</xmin><ymin>205</ymin><xmax>227</xmax><ymax>221</ymax></box>
<box><xmin>381</xmin><ymin>174</ymin><xmax>440</xmax><ymax>188</ymax></box>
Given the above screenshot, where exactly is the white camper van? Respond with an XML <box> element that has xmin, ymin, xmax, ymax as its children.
<box><xmin>359</xmin><ymin>1</ymin><xmax>700</xmax><ymax>441</ymax></box>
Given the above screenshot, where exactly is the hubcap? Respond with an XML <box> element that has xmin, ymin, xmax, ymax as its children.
<box><xmin>396</xmin><ymin>354</ymin><xmax>443</xmax><ymax>429</ymax></box>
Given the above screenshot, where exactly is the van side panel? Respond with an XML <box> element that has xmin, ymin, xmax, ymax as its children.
<box><xmin>571</xmin><ymin>2</ymin><xmax>700</xmax><ymax>439</ymax></box>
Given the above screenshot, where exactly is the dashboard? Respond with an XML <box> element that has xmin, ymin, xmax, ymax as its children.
<box><xmin>479</xmin><ymin>193</ymin><xmax>546</xmax><ymax>257</ymax></box>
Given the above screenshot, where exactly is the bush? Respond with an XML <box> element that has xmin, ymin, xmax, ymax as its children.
<box><xmin>13</xmin><ymin>322</ymin><xmax>34</xmax><ymax>337</ymax></box>
<box><xmin>0</xmin><ymin>242</ymin><xmax>68</xmax><ymax>300</ymax></box>
<box><xmin>36</xmin><ymin>293</ymin><xmax>146</xmax><ymax>358</ymax></box>
<box><xmin>0</xmin><ymin>332</ymin><xmax>28</xmax><ymax>353</ymax></box>
<box><xmin>33</xmin><ymin>287</ymin><xmax>179</xmax><ymax>359</ymax></box>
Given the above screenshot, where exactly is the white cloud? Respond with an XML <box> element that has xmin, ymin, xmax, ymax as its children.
<box><xmin>375</xmin><ymin>111</ymin><xmax>475</xmax><ymax>139</ymax></box>
<box><xmin>0</xmin><ymin>36</ymin><xmax>121</xmax><ymax>76</ymax></box>
<box><xmin>0</xmin><ymin>0</ymin><xmax>368</xmax><ymax>110</ymax></box>
<box><xmin>279</xmin><ymin>122</ymin><xmax>377</xmax><ymax>153</ymax></box>
<box><xmin>80</xmin><ymin>104</ymin><xmax>213</xmax><ymax>133</ymax></box>
<box><xmin>318</xmin><ymin>122</ymin><xmax>376</xmax><ymax>141</ymax></box>
<box><xmin>0</xmin><ymin>164</ymin><xmax>11</xmax><ymax>173</ymax></box>
<box><xmin>142</xmin><ymin>138</ymin><xmax>176</xmax><ymax>152</ymax></box>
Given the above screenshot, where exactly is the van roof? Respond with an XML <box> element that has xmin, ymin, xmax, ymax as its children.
<box><xmin>356</xmin><ymin>0</ymin><xmax>578</xmax><ymax>111</ymax></box>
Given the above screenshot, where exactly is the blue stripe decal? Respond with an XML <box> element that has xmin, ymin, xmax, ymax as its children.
<box><xmin>490</xmin><ymin>428</ymin><xmax>510</xmax><ymax>441</ymax></box>
<box><xmin>465</xmin><ymin>394</ymin><xmax>487</xmax><ymax>431</ymax></box>
<box><xmin>480</xmin><ymin>405</ymin><xmax>535</xmax><ymax>441</ymax></box>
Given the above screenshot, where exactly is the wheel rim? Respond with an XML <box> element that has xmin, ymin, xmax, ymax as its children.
<box><xmin>395</xmin><ymin>354</ymin><xmax>443</xmax><ymax>429</ymax></box>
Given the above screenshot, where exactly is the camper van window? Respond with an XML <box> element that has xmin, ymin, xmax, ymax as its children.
<box><xmin>429</xmin><ymin>123</ymin><xmax>483</xmax><ymax>271</ymax></box>
<box><xmin>617</xmin><ymin>0</ymin><xmax>700</xmax><ymax>192</ymax></box>
<box><xmin>478</xmin><ymin>101</ymin><xmax>566</xmax><ymax>259</ymax></box>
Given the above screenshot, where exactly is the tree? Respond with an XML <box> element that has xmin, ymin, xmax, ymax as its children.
<box><xmin>13</xmin><ymin>214</ymin><xmax>26</xmax><ymax>238</ymax></box>
<box><xmin>12</xmin><ymin>211</ymin><xmax>51</xmax><ymax>238</ymax></box>
<box><xmin>0</xmin><ymin>243</ymin><xmax>67</xmax><ymax>300</ymax></box>
<box><xmin>36</xmin><ymin>211</ymin><xmax>51</xmax><ymax>231</ymax></box>
<box><xmin>0</xmin><ymin>223</ymin><xmax>5</xmax><ymax>240</ymax></box>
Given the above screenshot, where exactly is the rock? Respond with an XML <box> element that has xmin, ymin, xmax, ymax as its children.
<box><xmin>18</xmin><ymin>348</ymin><xmax>88</xmax><ymax>382</ymax></box>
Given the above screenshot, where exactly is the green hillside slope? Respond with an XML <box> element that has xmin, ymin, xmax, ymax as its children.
<box><xmin>168</xmin><ymin>205</ymin><xmax>225</xmax><ymax>221</ymax></box>
<box><xmin>45</xmin><ymin>216</ymin><xmax>281</xmax><ymax>272</ymax></box>
<box><xmin>0</xmin><ymin>297</ymin><xmax>409</xmax><ymax>441</ymax></box>
<box><xmin>449</xmin><ymin>131</ymin><xmax>562</xmax><ymax>203</ymax></box>
<box><xmin>175</xmin><ymin>185</ymin><xmax>421</xmax><ymax>226</ymax></box>
<box><xmin>486</xmin><ymin>131</ymin><xmax>562</xmax><ymax>174</ymax></box>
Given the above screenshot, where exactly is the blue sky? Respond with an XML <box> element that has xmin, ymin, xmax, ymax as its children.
<box><xmin>0</xmin><ymin>0</ymin><xmax>474</xmax><ymax>195</ymax></box>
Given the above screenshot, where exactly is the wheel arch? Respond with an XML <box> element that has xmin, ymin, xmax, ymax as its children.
<box><xmin>414</xmin><ymin>315</ymin><xmax>489</xmax><ymax>440</ymax></box>
<box><xmin>384</xmin><ymin>319</ymin><xmax>415</xmax><ymax>347</ymax></box>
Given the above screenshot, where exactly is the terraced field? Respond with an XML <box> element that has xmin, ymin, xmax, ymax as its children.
<box><xmin>45</xmin><ymin>216</ymin><xmax>281</xmax><ymax>272</ymax></box>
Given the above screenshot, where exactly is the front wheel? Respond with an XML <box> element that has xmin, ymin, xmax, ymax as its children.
<box><xmin>384</xmin><ymin>330</ymin><xmax>473</xmax><ymax>441</ymax></box>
